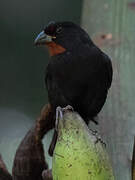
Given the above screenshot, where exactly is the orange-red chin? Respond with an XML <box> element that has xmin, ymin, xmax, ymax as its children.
<box><xmin>45</xmin><ymin>42</ymin><xmax>66</xmax><ymax>56</ymax></box>
<box><xmin>34</xmin><ymin>30</ymin><xmax>66</xmax><ymax>56</ymax></box>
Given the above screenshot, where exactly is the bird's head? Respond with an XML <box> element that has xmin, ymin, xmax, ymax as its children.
<box><xmin>34</xmin><ymin>21</ymin><xmax>91</xmax><ymax>56</ymax></box>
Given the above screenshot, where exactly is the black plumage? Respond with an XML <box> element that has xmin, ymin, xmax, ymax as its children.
<box><xmin>35</xmin><ymin>21</ymin><xmax>113</xmax><ymax>155</ymax></box>
<box><xmin>44</xmin><ymin>22</ymin><xmax>112</xmax><ymax>124</ymax></box>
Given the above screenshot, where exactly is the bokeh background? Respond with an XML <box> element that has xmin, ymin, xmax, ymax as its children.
<box><xmin>0</xmin><ymin>0</ymin><xmax>82</xmax><ymax>172</ymax></box>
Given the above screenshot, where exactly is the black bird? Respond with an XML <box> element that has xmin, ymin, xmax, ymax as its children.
<box><xmin>35</xmin><ymin>21</ymin><xmax>113</xmax><ymax>154</ymax></box>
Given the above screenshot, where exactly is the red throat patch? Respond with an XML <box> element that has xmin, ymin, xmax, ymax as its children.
<box><xmin>45</xmin><ymin>42</ymin><xmax>66</xmax><ymax>56</ymax></box>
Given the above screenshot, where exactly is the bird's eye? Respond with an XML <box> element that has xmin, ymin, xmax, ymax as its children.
<box><xmin>56</xmin><ymin>26</ymin><xmax>62</xmax><ymax>34</ymax></box>
<box><xmin>44</xmin><ymin>22</ymin><xmax>56</xmax><ymax>36</ymax></box>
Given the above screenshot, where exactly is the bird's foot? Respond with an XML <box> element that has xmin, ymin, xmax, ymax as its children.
<box><xmin>63</xmin><ymin>105</ymin><xmax>74</xmax><ymax>112</ymax></box>
<box><xmin>55</xmin><ymin>105</ymin><xmax>74</xmax><ymax>131</ymax></box>
<box><xmin>95</xmin><ymin>136</ymin><xmax>106</xmax><ymax>147</ymax></box>
<box><xmin>89</xmin><ymin>129</ymin><xmax>106</xmax><ymax>147</ymax></box>
<box><xmin>89</xmin><ymin>129</ymin><xmax>98</xmax><ymax>136</ymax></box>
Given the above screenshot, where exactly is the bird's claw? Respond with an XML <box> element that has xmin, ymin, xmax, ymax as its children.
<box><xmin>95</xmin><ymin>137</ymin><xmax>106</xmax><ymax>147</ymax></box>
<box><xmin>55</xmin><ymin>105</ymin><xmax>74</xmax><ymax>131</ymax></box>
<box><xmin>90</xmin><ymin>129</ymin><xmax>106</xmax><ymax>147</ymax></box>
<box><xmin>89</xmin><ymin>129</ymin><xmax>98</xmax><ymax>136</ymax></box>
<box><xmin>63</xmin><ymin>105</ymin><xmax>74</xmax><ymax>112</ymax></box>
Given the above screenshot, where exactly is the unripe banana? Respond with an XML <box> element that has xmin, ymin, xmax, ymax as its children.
<box><xmin>52</xmin><ymin>106</ymin><xmax>114</xmax><ymax>180</ymax></box>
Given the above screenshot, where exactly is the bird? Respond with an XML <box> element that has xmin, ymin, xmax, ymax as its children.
<box><xmin>34</xmin><ymin>21</ymin><xmax>113</xmax><ymax>155</ymax></box>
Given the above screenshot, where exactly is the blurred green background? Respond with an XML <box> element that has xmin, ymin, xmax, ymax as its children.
<box><xmin>0</xmin><ymin>0</ymin><xmax>82</xmax><ymax>172</ymax></box>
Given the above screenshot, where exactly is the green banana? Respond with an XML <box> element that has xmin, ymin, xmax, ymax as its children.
<box><xmin>52</xmin><ymin>106</ymin><xmax>114</xmax><ymax>180</ymax></box>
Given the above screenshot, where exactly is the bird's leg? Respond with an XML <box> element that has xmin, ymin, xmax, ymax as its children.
<box><xmin>35</xmin><ymin>103</ymin><xmax>54</xmax><ymax>141</ymax></box>
<box><xmin>55</xmin><ymin>105</ymin><xmax>74</xmax><ymax>131</ymax></box>
<box><xmin>48</xmin><ymin>106</ymin><xmax>63</xmax><ymax>156</ymax></box>
<box><xmin>55</xmin><ymin>106</ymin><xmax>63</xmax><ymax>131</ymax></box>
<box><xmin>48</xmin><ymin>105</ymin><xmax>74</xmax><ymax>156</ymax></box>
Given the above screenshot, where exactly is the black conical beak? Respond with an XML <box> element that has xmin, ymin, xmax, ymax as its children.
<box><xmin>34</xmin><ymin>31</ymin><xmax>52</xmax><ymax>46</ymax></box>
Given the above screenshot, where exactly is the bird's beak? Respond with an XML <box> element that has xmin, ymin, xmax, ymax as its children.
<box><xmin>34</xmin><ymin>31</ymin><xmax>53</xmax><ymax>46</ymax></box>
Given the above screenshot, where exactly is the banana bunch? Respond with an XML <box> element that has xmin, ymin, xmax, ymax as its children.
<box><xmin>52</xmin><ymin>106</ymin><xmax>114</xmax><ymax>180</ymax></box>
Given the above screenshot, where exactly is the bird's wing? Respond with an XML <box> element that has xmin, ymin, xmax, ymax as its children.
<box><xmin>45</xmin><ymin>47</ymin><xmax>113</xmax><ymax>110</ymax></box>
<box><xmin>101</xmin><ymin>52</ymin><xmax>113</xmax><ymax>89</ymax></box>
<box><xmin>45</xmin><ymin>67</ymin><xmax>72</xmax><ymax>110</ymax></box>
